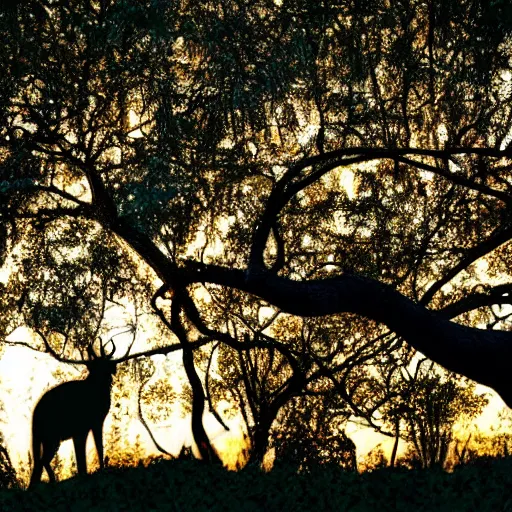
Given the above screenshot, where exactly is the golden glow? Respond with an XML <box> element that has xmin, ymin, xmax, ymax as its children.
<box><xmin>0</xmin><ymin>266</ymin><xmax>9</xmax><ymax>284</ymax></box>
<box><xmin>128</xmin><ymin>110</ymin><xmax>144</xmax><ymax>138</ymax></box>
<box><xmin>339</xmin><ymin>169</ymin><xmax>356</xmax><ymax>199</ymax></box>
<box><xmin>212</xmin><ymin>429</ymin><xmax>250</xmax><ymax>470</ymax></box>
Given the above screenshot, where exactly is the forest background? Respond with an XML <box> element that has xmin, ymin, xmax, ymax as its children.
<box><xmin>0</xmin><ymin>0</ymin><xmax>512</xmax><ymax>490</ymax></box>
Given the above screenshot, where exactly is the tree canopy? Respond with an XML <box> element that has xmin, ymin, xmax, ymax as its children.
<box><xmin>1</xmin><ymin>0</ymin><xmax>512</xmax><ymax>463</ymax></box>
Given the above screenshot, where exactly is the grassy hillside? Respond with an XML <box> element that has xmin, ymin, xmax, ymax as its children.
<box><xmin>2</xmin><ymin>458</ymin><xmax>512</xmax><ymax>511</ymax></box>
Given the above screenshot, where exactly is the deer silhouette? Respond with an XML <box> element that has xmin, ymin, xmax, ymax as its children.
<box><xmin>29</xmin><ymin>339</ymin><xmax>117</xmax><ymax>488</ymax></box>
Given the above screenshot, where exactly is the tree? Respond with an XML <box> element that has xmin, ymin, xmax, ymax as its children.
<box><xmin>2</xmin><ymin>0</ymin><xmax>512</xmax><ymax>465</ymax></box>
<box><xmin>203</xmin><ymin>287</ymin><xmax>400</xmax><ymax>465</ymax></box>
<box><xmin>381</xmin><ymin>358</ymin><xmax>488</xmax><ymax>468</ymax></box>
<box><xmin>271</xmin><ymin>393</ymin><xmax>357</xmax><ymax>472</ymax></box>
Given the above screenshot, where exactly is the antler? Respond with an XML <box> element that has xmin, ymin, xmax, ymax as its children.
<box><xmin>87</xmin><ymin>337</ymin><xmax>116</xmax><ymax>360</ymax></box>
<box><xmin>100</xmin><ymin>337</ymin><xmax>116</xmax><ymax>359</ymax></box>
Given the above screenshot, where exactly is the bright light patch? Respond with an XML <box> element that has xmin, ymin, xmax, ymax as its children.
<box><xmin>298</xmin><ymin>124</ymin><xmax>318</xmax><ymax>146</ymax></box>
<box><xmin>247</xmin><ymin>142</ymin><xmax>257</xmax><ymax>155</ymax></box>
<box><xmin>258</xmin><ymin>306</ymin><xmax>275</xmax><ymax>324</ymax></box>
<box><xmin>325</xmin><ymin>253</ymin><xmax>336</xmax><ymax>272</ymax></box>
<box><xmin>128</xmin><ymin>110</ymin><xmax>144</xmax><ymax>138</ymax></box>
<box><xmin>437</xmin><ymin>124</ymin><xmax>448</xmax><ymax>143</ymax></box>
<box><xmin>500</xmin><ymin>126</ymin><xmax>512</xmax><ymax>150</ymax></box>
<box><xmin>0</xmin><ymin>266</ymin><xmax>9</xmax><ymax>284</ymax></box>
<box><xmin>339</xmin><ymin>169</ymin><xmax>356</xmax><ymax>199</ymax></box>
<box><xmin>501</xmin><ymin>70</ymin><xmax>511</xmax><ymax>82</ymax></box>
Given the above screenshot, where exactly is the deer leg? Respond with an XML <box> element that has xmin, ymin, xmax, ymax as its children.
<box><xmin>29</xmin><ymin>459</ymin><xmax>43</xmax><ymax>489</ymax></box>
<box><xmin>40</xmin><ymin>439</ymin><xmax>59</xmax><ymax>484</ymax></box>
<box><xmin>43</xmin><ymin>461</ymin><xmax>56</xmax><ymax>483</ymax></box>
<box><xmin>73</xmin><ymin>432</ymin><xmax>88</xmax><ymax>475</ymax></box>
<box><xmin>92</xmin><ymin>424</ymin><xmax>105</xmax><ymax>470</ymax></box>
<box><xmin>29</xmin><ymin>436</ymin><xmax>43</xmax><ymax>489</ymax></box>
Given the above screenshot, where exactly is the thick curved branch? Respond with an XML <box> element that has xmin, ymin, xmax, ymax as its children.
<box><xmin>83</xmin><ymin>164</ymin><xmax>119</xmax><ymax>224</ymax></box>
<box><xmin>250</xmin><ymin>146</ymin><xmax>512</xmax><ymax>270</ymax></box>
<box><xmin>113</xmin><ymin>219</ymin><xmax>180</xmax><ymax>285</ymax></box>
<box><xmin>249</xmin><ymin>154</ymin><xmax>382</xmax><ymax>269</ymax></box>
<box><xmin>276</xmin><ymin>146</ymin><xmax>512</xmax><ymax>190</ymax></box>
<box><xmin>182</xmin><ymin>262</ymin><xmax>512</xmax><ymax>408</ymax></box>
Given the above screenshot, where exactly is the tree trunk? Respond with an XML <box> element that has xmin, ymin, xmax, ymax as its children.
<box><xmin>182</xmin><ymin>346</ymin><xmax>222</xmax><ymax>464</ymax></box>
<box><xmin>390</xmin><ymin>419</ymin><xmax>400</xmax><ymax>468</ymax></box>
<box><xmin>169</xmin><ymin>289</ymin><xmax>222</xmax><ymax>465</ymax></box>
<box><xmin>249</xmin><ymin>415</ymin><xmax>274</xmax><ymax>466</ymax></box>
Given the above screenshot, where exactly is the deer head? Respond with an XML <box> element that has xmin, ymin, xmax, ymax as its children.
<box><xmin>29</xmin><ymin>338</ymin><xmax>117</xmax><ymax>488</ymax></box>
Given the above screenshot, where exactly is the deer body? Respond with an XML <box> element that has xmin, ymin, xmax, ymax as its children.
<box><xmin>29</xmin><ymin>355</ymin><xmax>116</xmax><ymax>488</ymax></box>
